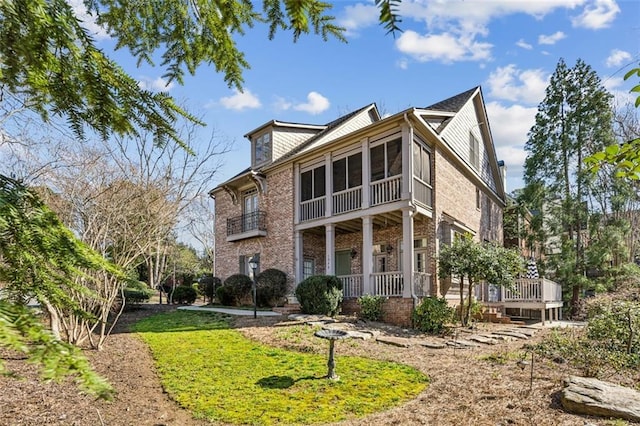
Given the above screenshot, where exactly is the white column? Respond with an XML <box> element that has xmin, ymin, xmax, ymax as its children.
<box><xmin>402</xmin><ymin>207</ymin><xmax>414</xmax><ymax>298</ymax></box>
<box><xmin>325</xmin><ymin>223</ymin><xmax>335</xmax><ymax>275</ymax></box>
<box><xmin>294</xmin><ymin>163</ymin><xmax>300</xmax><ymax>224</ymax></box>
<box><xmin>325</xmin><ymin>152</ymin><xmax>332</xmax><ymax>217</ymax></box>
<box><xmin>294</xmin><ymin>230</ymin><xmax>303</xmax><ymax>285</ymax></box>
<box><xmin>362</xmin><ymin>216</ymin><xmax>373</xmax><ymax>294</ymax></box>
<box><xmin>401</xmin><ymin>122</ymin><xmax>414</xmax><ymax>199</ymax></box>
<box><xmin>361</xmin><ymin>138</ymin><xmax>370</xmax><ymax>209</ymax></box>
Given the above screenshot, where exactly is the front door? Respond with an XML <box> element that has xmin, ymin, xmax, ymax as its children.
<box><xmin>335</xmin><ymin>250</ymin><xmax>351</xmax><ymax>276</ymax></box>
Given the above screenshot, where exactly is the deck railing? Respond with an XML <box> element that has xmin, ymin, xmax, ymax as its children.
<box><xmin>372</xmin><ymin>272</ymin><xmax>403</xmax><ymax>296</ymax></box>
<box><xmin>370</xmin><ymin>176</ymin><xmax>402</xmax><ymax>206</ymax></box>
<box><xmin>333</xmin><ymin>186</ymin><xmax>362</xmax><ymax>215</ymax></box>
<box><xmin>299</xmin><ymin>196</ymin><xmax>325</xmax><ymax>222</ymax></box>
<box><xmin>339</xmin><ymin>274</ymin><xmax>363</xmax><ymax>298</ymax></box>
<box><xmin>477</xmin><ymin>278</ymin><xmax>562</xmax><ymax>303</ymax></box>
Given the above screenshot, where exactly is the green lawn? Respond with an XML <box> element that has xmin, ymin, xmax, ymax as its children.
<box><xmin>133</xmin><ymin>311</ymin><xmax>429</xmax><ymax>425</ymax></box>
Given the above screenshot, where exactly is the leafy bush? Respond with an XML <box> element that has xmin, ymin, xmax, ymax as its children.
<box><xmin>294</xmin><ymin>275</ymin><xmax>343</xmax><ymax>316</ymax></box>
<box><xmin>412</xmin><ymin>297</ymin><xmax>454</xmax><ymax>334</ymax></box>
<box><xmin>221</xmin><ymin>274</ymin><xmax>253</xmax><ymax>306</ymax></box>
<box><xmin>123</xmin><ymin>281</ymin><xmax>155</xmax><ymax>306</ymax></box>
<box><xmin>216</xmin><ymin>285</ymin><xmax>235</xmax><ymax>306</ymax></box>
<box><xmin>172</xmin><ymin>285</ymin><xmax>198</xmax><ymax>304</ymax></box>
<box><xmin>256</xmin><ymin>268</ymin><xmax>288</xmax><ymax>307</ymax></box>
<box><xmin>198</xmin><ymin>274</ymin><xmax>222</xmax><ymax>304</ymax></box>
<box><xmin>587</xmin><ymin>297</ymin><xmax>640</xmax><ymax>355</ymax></box>
<box><xmin>358</xmin><ymin>294</ymin><xmax>386</xmax><ymax>321</ymax></box>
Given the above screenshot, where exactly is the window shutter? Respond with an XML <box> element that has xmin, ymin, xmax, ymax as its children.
<box><xmin>239</xmin><ymin>255</ymin><xmax>245</xmax><ymax>274</ymax></box>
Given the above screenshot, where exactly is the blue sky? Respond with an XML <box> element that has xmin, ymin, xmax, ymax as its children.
<box><xmin>75</xmin><ymin>0</ymin><xmax>639</xmax><ymax>193</ymax></box>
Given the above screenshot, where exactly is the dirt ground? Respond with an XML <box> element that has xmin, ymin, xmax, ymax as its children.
<box><xmin>0</xmin><ymin>303</ymin><xmax>636</xmax><ymax>426</ymax></box>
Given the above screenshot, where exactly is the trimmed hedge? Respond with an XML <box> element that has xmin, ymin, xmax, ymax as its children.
<box><xmin>256</xmin><ymin>268</ymin><xmax>288</xmax><ymax>307</ymax></box>
<box><xmin>295</xmin><ymin>275</ymin><xmax>343</xmax><ymax>316</ymax></box>
<box><xmin>172</xmin><ymin>285</ymin><xmax>198</xmax><ymax>304</ymax></box>
<box><xmin>218</xmin><ymin>274</ymin><xmax>253</xmax><ymax>306</ymax></box>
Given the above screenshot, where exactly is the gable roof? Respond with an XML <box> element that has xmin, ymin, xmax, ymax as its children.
<box><xmin>423</xmin><ymin>86</ymin><xmax>478</xmax><ymax>112</ymax></box>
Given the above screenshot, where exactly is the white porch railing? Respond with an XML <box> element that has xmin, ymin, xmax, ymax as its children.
<box><xmin>339</xmin><ymin>274</ymin><xmax>363</xmax><ymax>298</ymax></box>
<box><xmin>370</xmin><ymin>176</ymin><xmax>402</xmax><ymax>206</ymax></box>
<box><xmin>372</xmin><ymin>272</ymin><xmax>403</xmax><ymax>296</ymax></box>
<box><xmin>503</xmin><ymin>278</ymin><xmax>562</xmax><ymax>302</ymax></box>
<box><xmin>333</xmin><ymin>186</ymin><xmax>362</xmax><ymax>215</ymax></box>
<box><xmin>413</xmin><ymin>272</ymin><xmax>431</xmax><ymax>297</ymax></box>
<box><xmin>413</xmin><ymin>178</ymin><xmax>432</xmax><ymax>208</ymax></box>
<box><xmin>299</xmin><ymin>196</ymin><xmax>325</xmax><ymax>222</ymax></box>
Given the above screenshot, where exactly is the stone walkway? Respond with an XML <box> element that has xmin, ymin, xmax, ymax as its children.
<box><xmin>284</xmin><ymin>314</ymin><xmax>585</xmax><ymax>350</ymax></box>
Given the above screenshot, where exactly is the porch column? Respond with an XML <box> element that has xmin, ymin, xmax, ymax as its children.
<box><xmin>325</xmin><ymin>223</ymin><xmax>335</xmax><ymax>275</ymax></box>
<box><xmin>294</xmin><ymin>230</ymin><xmax>303</xmax><ymax>284</ymax></box>
<box><xmin>325</xmin><ymin>152</ymin><xmax>332</xmax><ymax>217</ymax></box>
<box><xmin>362</xmin><ymin>215</ymin><xmax>373</xmax><ymax>294</ymax></box>
<box><xmin>541</xmin><ymin>308</ymin><xmax>546</xmax><ymax>325</ymax></box>
<box><xmin>402</xmin><ymin>207</ymin><xmax>414</xmax><ymax>298</ymax></box>
<box><xmin>401</xmin><ymin>121</ymin><xmax>414</xmax><ymax>199</ymax></box>
<box><xmin>361</xmin><ymin>138</ymin><xmax>370</xmax><ymax>209</ymax></box>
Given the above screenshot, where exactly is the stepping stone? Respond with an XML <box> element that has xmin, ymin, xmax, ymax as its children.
<box><xmin>273</xmin><ymin>320</ymin><xmax>307</xmax><ymax>327</ymax></box>
<box><xmin>307</xmin><ymin>320</ymin><xmax>337</xmax><ymax>326</ymax></box>
<box><xmin>346</xmin><ymin>331</ymin><xmax>375</xmax><ymax>340</ymax></box>
<box><xmin>492</xmin><ymin>330</ymin><xmax>530</xmax><ymax>339</ymax></box>
<box><xmin>416</xmin><ymin>340</ymin><xmax>447</xmax><ymax>349</ymax></box>
<box><xmin>447</xmin><ymin>338</ymin><xmax>480</xmax><ymax>348</ymax></box>
<box><xmin>323</xmin><ymin>322</ymin><xmax>356</xmax><ymax>331</ymax></box>
<box><xmin>467</xmin><ymin>335</ymin><xmax>499</xmax><ymax>345</ymax></box>
<box><xmin>482</xmin><ymin>333</ymin><xmax>514</xmax><ymax>341</ymax></box>
<box><xmin>376</xmin><ymin>335</ymin><xmax>412</xmax><ymax>348</ymax></box>
<box><xmin>509</xmin><ymin>328</ymin><xmax>537</xmax><ymax>337</ymax></box>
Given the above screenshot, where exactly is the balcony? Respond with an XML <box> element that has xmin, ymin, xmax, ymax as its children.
<box><xmin>226</xmin><ymin>211</ymin><xmax>267</xmax><ymax>242</ymax></box>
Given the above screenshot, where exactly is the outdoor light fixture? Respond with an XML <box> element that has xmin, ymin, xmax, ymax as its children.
<box><xmin>350</xmin><ymin>248</ymin><xmax>357</xmax><ymax>259</ymax></box>
<box><xmin>385</xmin><ymin>244</ymin><xmax>393</xmax><ymax>255</ymax></box>
<box><xmin>248</xmin><ymin>255</ymin><xmax>259</xmax><ymax>319</ymax></box>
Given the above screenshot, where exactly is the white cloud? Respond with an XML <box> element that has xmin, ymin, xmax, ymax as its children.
<box><xmin>337</xmin><ymin>3</ymin><xmax>379</xmax><ymax>35</ymax></box>
<box><xmin>396</xmin><ymin>58</ymin><xmax>409</xmax><ymax>70</ymax></box>
<box><xmin>67</xmin><ymin>0</ymin><xmax>110</xmax><ymax>40</ymax></box>
<box><xmin>486</xmin><ymin>65</ymin><xmax>549</xmax><ymax>105</ymax></box>
<box><xmin>219</xmin><ymin>89</ymin><xmax>261</xmax><ymax>111</ymax></box>
<box><xmin>605</xmin><ymin>49</ymin><xmax>632</xmax><ymax>68</ymax></box>
<box><xmin>395</xmin><ymin>30</ymin><xmax>492</xmax><ymax>63</ymax></box>
<box><xmin>137</xmin><ymin>76</ymin><xmax>175</xmax><ymax>92</ymax></box>
<box><xmin>293</xmin><ymin>92</ymin><xmax>330</xmax><ymax>115</ymax></box>
<box><xmin>571</xmin><ymin>0</ymin><xmax>620</xmax><ymax>29</ymax></box>
<box><xmin>538</xmin><ymin>31</ymin><xmax>566</xmax><ymax>45</ymax></box>
<box><xmin>603</xmin><ymin>76</ymin><xmax>636</xmax><ymax>106</ymax></box>
<box><xmin>272</xmin><ymin>96</ymin><xmax>293</xmax><ymax>111</ymax></box>
<box><xmin>516</xmin><ymin>39</ymin><xmax>533</xmax><ymax>50</ymax></box>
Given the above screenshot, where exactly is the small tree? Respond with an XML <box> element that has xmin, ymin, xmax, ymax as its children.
<box><xmin>438</xmin><ymin>234</ymin><xmax>524</xmax><ymax>326</ymax></box>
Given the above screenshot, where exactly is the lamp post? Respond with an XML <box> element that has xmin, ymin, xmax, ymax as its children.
<box><xmin>248</xmin><ymin>256</ymin><xmax>259</xmax><ymax>319</ymax></box>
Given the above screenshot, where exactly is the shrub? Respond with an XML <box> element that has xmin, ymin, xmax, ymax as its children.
<box><xmin>172</xmin><ymin>285</ymin><xmax>198</xmax><ymax>304</ymax></box>
<box><xmin>587</xmin><ymin>297</ymin><xmax>640</xmax><ymax>355</ymax></box>
<box><xmin>222</xmin><ymin>274</ymin><xmax>253</xmax><ymax>306</ymax></box>
<box><xmin>198</xmin><ymin>274</ymin><xmax>222</xmax><ymax>304</ymax></box>
<box><xmin>358</xmin><ymin>294</ymin><xmax>386</xmax><ymax>321</ymax></box>
<box><xmin>123</xmin><ymin>281</ymin><xmax>155</xmax><ymax>306</ymax></box>
<box><xmin>256</xmin><ymin>268</ymin><xmax>288</xmax><ymax>307</ymax></box>
<box><xmin>412</xmin><ymin>297</ymin><xmax>454</xmax><ymax>334</ymax></box>
<box><xmin>294</xmin><ymin>275</ymin><xmax>343</xmax><ymax>316</ymax></box>
<box><xmin>216</xmin><ymin>285</ymin><xmax>235</xmax><ymax>306</ymax></box>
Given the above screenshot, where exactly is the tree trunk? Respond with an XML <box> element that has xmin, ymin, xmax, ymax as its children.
<box><xmin>459</xmin><ymin>277</ymin><xmax>466</xmax><ymax>326</ymax></box>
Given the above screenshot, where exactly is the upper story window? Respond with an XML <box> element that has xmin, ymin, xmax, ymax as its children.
<box><xmin>370</xmin><ymin>138</ymin><xmax>402</xmax><ymax>181</ymax></box>
<box><xmin>243</xmin><ymin>188</ymin><xmax>258</xmax><ymax>214</ymax></box>
<box><xmin>301</xmin><ymin>165</ymin><xmax>326</xmax><ymax>201</ymax></box>
<box><xmin>469</xmin><ymin>132</ymin><xmax>480</xmax><ymax>170</ymax></box>
<box><xmin>412</xmin><ymin>142</ymin><xmax>431</xmax><ymax>185</ymax></box>
<box><xmin>254</xmin><ymin>132</ymin><xmax>271</xmax><ymax>165</ymax></box>
<box><xmin>333</xmin><ymin>152</ymin><xmax>362</xmax><ymax>192</ymax></box>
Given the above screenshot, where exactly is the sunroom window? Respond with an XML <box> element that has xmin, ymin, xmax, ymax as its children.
<box><xmin>333</xmin><ymin>152</ymin><xmax>362</xmax><ymax>192</ymax></box>
<box><xmin>370</xmin><ymin>138</ymin><xmax>401</xmax><ymax>181</ymax></box>
<box><xmin>301</xmin><ymin>165</ymin><xmax>326</xmax><ymax>201</ymax></box>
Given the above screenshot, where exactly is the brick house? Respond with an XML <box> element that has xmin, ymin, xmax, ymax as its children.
<box><xmin>210</xmin><ymin>87</ymin><xmax>513</xmax><ymax>326</ymax></box>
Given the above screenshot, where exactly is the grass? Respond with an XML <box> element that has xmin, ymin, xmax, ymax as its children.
<box><xmin>133</xmin><ymin>311</ymin><xmax>429</xmax><ymax>425</ymax></box>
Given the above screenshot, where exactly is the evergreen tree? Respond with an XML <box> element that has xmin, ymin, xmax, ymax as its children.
<box><xmin>523</xmin><ymin>58</ymin><xmax>615</xmax><ymax>315</ymax></box>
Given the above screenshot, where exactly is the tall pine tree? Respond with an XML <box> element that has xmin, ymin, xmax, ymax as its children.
<box><xmin>523</xmin><ymin>58</ymin><xmax>615</xmax><ymax>315</ymax></box>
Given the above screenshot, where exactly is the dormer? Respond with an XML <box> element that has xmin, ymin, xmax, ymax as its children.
<box><xmin>252</xmin><ymin>129</ymin><xmax>272</xmax><ymax>168</ymax></box>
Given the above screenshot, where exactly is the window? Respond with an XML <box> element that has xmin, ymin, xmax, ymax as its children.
<box><xmin>243</xmin><ymin>188</ymin><xmax>259</xmax><ymax>231</ymax></box>
<box><xmin>469</xmin><ymin>132</ymin><xmax>480</xmax><ymax>169</ymax></box>
<box><xmin>333</xmin><ymin>152</ymin><xmax>362</xmax><ymax>192</ymax></box>
<box><xmin>239</xmin><ymin>253</ymin><xmax>260</xmax><ymax>276</ymax></box>
<box><xmin>301</xmin><ymin>165</ymin><xmax>326</xmax><ymax>201</ymax></box>
<box><xmin>370</xmin><ymin>138</ymin><xmax>402</xmax><ymax>181</ymax></box>
<box><xmin>303</xmin><ymin>258</ymin><xmax>315</xmax><ymax>280</ymax></box>
<box><xmin>255</xmin><ymin>133</ymin><xmax>271</xmax><ymax>164</ymax></box>
<box><xmin>413</xmin><ymin>142</ymin><xmax>431</xmax><ymax>184</ymax></box>
<box><xmin>476</xmin><ymin>188</ymin><xmax>481</xmax><ymax>210</ymax></box>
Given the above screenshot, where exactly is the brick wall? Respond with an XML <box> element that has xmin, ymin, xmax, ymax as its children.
<box><xmin>341</xmin><ymin>297</ymin><xmax>415</xmax><ymax>328</ymax></box>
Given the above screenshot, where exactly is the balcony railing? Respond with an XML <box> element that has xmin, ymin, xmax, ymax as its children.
<box><xmin>226</xmin><ymin>211</ymin><xmax>266</xmax><ymax>236</ymax></box>
<box><xmin>333</xmin><ymin>186</ymin><xmax>362</xmax><ymax>215</ymax></box>
<box><xmin>300</xmin><ymin>196</ymin><xmax>325</xmax><ymax>222</ymax></box>
<box><xmin>370</xmin><ymin>175</ymin><xmax>402</xmax><ymax>206</ymax></box>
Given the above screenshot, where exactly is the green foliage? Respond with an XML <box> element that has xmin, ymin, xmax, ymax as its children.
<box><xmin>357</xmin><ymin>294</ymin><xmax>386</xmax><ymax>321</ymax></box>
<box><xmin>256</xmin><ymin>268</ymin><xmax>288</xmax><ymax>308</ymax></box>
<box><xmin>294</xmin><ymin>275</ymin><xmax>343</xmax><ymax>316</ymax></box>
<box><xmin>0</xmin><ymin>300</ymin><xmax>113</xmax><ymax>399</ymax></box>
<box><xmin>412</xmin><ymin>297</ymin><xmax>454</xmax><ymax>334</ymax></box>
<box><xmin>216</xmin><ymin>284</ymin><xmax>235</xmax><ymax>306</ymax></box>
<box><xmin>123</xmin><ymin>281</ymin><xmax>155</xmax><ymax>306</ymax></box>
<box><xmin>134</xmin><ymin>310</ymin><xmax>429</xmax><ymax>425</ymax></box>
<box><xmin>171</xmin><ymin>285</ymin><xmax>198</xmax><ymax>304</ymax></box>
<box><xmin>198</xmin><ymin>274</ymin><xmax>221</xmax><ymax>304</ymax></box>
<box><xmin>587</xmin><ymin>298</ymin><xmax>640</xmax><ymax>355</ymax></box>
<box><xmin>222</xmin><ymin>274</ymin><xmax>253</xmax><ymax>306</ymax></box>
